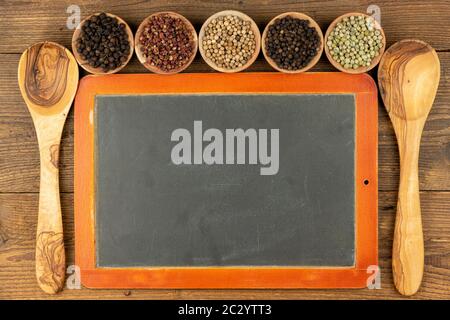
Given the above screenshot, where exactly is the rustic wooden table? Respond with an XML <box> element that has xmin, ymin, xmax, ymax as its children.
<box><xmin>0</xmin><ymin>0</ymin><xmax>449</xmax><ymax>299</ymax></box>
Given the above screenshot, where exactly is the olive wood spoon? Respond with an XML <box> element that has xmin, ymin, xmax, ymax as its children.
<box><xmin>18</xmin><ymin>42</ymin><xmax>79</xmax><ymax>294</ymax></box>
<box><xmin>378</xmin><ymin>40</ymin><xmax>440</xmax><ymax>296</ymax></box>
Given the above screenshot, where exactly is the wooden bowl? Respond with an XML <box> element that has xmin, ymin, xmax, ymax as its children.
<box><xmin>324</xmin><ymin>12</ymin><xmax>386</xmax><ymax>74</ymax></box>
<box><xmin>261</xmin><ymin>12</ymin><xmax>324</xmax><ymax>73</ymax></box>
<box><xmin>71</xmin><ymin>13</ymin><xmax>134</xmax><ymax>74</ymax></box>
<box><xmin>135</xmin><ymin>12</ymin><xmax>198</xmax><ymax>74</ymax></box>
<box><xmin>199</xmin><ymin>10</ymin><xmax>261</xmax><ymax>73</ymax></box>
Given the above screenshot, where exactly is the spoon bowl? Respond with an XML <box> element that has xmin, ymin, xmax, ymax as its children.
<box><xmin>18</xmin><ymin>41</ymin><xmax>79</xmax><ymax>294</ymax></box>
<box><xmin>378</xmin><ymin>39</ymin><xmax>440</xmax><ymax>296</ymax></box>
<box><xmin>379</xmin><ymin>40</ymin><xmax>439</xmax><ymax>120</ymax></box>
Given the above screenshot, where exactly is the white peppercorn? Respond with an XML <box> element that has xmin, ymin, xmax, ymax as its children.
<box><xmin>202</xmin><ymin>14</ymin><xmax>256</xmax><ymax>70</ymax></box>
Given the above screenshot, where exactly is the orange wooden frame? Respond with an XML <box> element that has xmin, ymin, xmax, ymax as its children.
<box><xmin>74</xmin><ymin>73</ymin><xmax>378</xmax><ymax>289</ymax></box>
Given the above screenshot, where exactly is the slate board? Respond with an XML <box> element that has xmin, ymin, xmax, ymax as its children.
<box><xmin>94</xmin><ymin>94</ymin><xmax>356</xmax><ymax>267</ymax></box>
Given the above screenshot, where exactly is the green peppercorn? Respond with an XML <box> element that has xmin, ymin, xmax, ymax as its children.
<box><xmin>327</xmin><ymin>15</ymin><xmax>384</xmax><ymax>70</ymax></box>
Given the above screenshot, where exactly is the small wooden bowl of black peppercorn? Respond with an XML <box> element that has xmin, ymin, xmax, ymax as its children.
<box><xmin>72</xmin><ymin>12</ymin><xmax>134</xmax><ymax>74</ymax></box>
<box><xmin>135</xmin><ymin>12</ymin><xmax>198</xmax><ymax>74</ymax></box>
<box><xmin>262</xmin><ymin>12</ymin><xmax>324</xmax><ymax>73</ymax></box>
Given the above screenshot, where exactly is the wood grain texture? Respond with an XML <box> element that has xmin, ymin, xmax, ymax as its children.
<box><xmin>0</xmin><ymin>0</ymin><xmax>449</xmax><ymax>299</ymax></box>
<box><xmin>0</xmin><ymin>192</ymin><xmax>448</xmax><ymax>299</ymax></box>
<box><xmin>379</xmin><ymin>40</ymin><xmax>441</xmax><ymax>295</ymax></box>
<box><xmin>22</xmin><ymin>44</ymin><xmax>70</xmax><ymax>108</ymax></box>
<box><xmin>0</xmin><ymin>0</ymin><xmax>449</xmax><ymax>53</ymax></box>
<box><xmin>2</xmin><ymin>52</ymin><xmax>448</xmax><ymax>193</ymax></box>
<box><xmin>18</xmin><ymin>42</ymin><xmax>79</xmax><ymax>294</ymax></box>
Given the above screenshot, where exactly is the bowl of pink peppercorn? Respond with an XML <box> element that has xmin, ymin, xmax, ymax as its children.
<box><xmin>135</xmin><ymin>12</ymin><xmax>198</xmax><ymax>74</ymax></box>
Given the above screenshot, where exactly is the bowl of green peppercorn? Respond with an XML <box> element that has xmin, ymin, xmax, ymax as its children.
<box><xmin>324</xmin><ymin>12</ymin><xmax>386</xmax><ymax>74</ymax></box>
<box><xmin>72</xmin><ymin>12</ymin><xmax>134</xmax><ymax>74</ymax></box>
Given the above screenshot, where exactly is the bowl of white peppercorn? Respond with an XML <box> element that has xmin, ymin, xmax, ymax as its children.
<box><xmin>199</xmin><ymin>10</ymin><xmax>261</xmax><ymax>73</ymax></box>
<box><xmin>324</xmin><ymin>12</ymin><xmax>386</xmax><ymax>74</ymax></box>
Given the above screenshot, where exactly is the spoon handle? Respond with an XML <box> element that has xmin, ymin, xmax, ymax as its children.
<box><xmin>392</xmin><ymin>119</ymin><xmax>424</xmax><ymax>296</ymax></box>
<box><xmin>35</xmin><ymin>133</ymin><xmax>65</xmax><ymax>294</ymax></box>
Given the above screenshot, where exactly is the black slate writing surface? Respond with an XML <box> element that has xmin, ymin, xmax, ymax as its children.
<box><xmin>94</xmin><ymin>94</ymin><xmax>356</xmax><ymax>267</ymax></box>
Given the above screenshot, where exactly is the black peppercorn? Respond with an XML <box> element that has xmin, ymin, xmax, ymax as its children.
<box><xmin>75</xmin><ymin>13</ymin><xmax>130</xmax><ymax>72</ymax></box>
<box><xmin>265</xmin><ymin>16</ymin><xmax>321</xmax><ymax>71</ymax></box>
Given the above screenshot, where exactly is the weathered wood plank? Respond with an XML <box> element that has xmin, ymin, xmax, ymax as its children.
<box><xmin>0</xmin><ymin>0</ymin><xmax>449</xmax><ymax>299</ymax></box>
<box><xmin>0</xmin><ymin>0</ymin><xmax>449</xmax><ymax>53</ymax></box>
<box><xmin>0</xmin><ymin>191</ymin><xmax>448</xmax><ymax>299</ymax></box>
<box><xmin>1</xmin><ymin>52</ymin><xmax>449</xmax><ymax>192</ymax></box>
